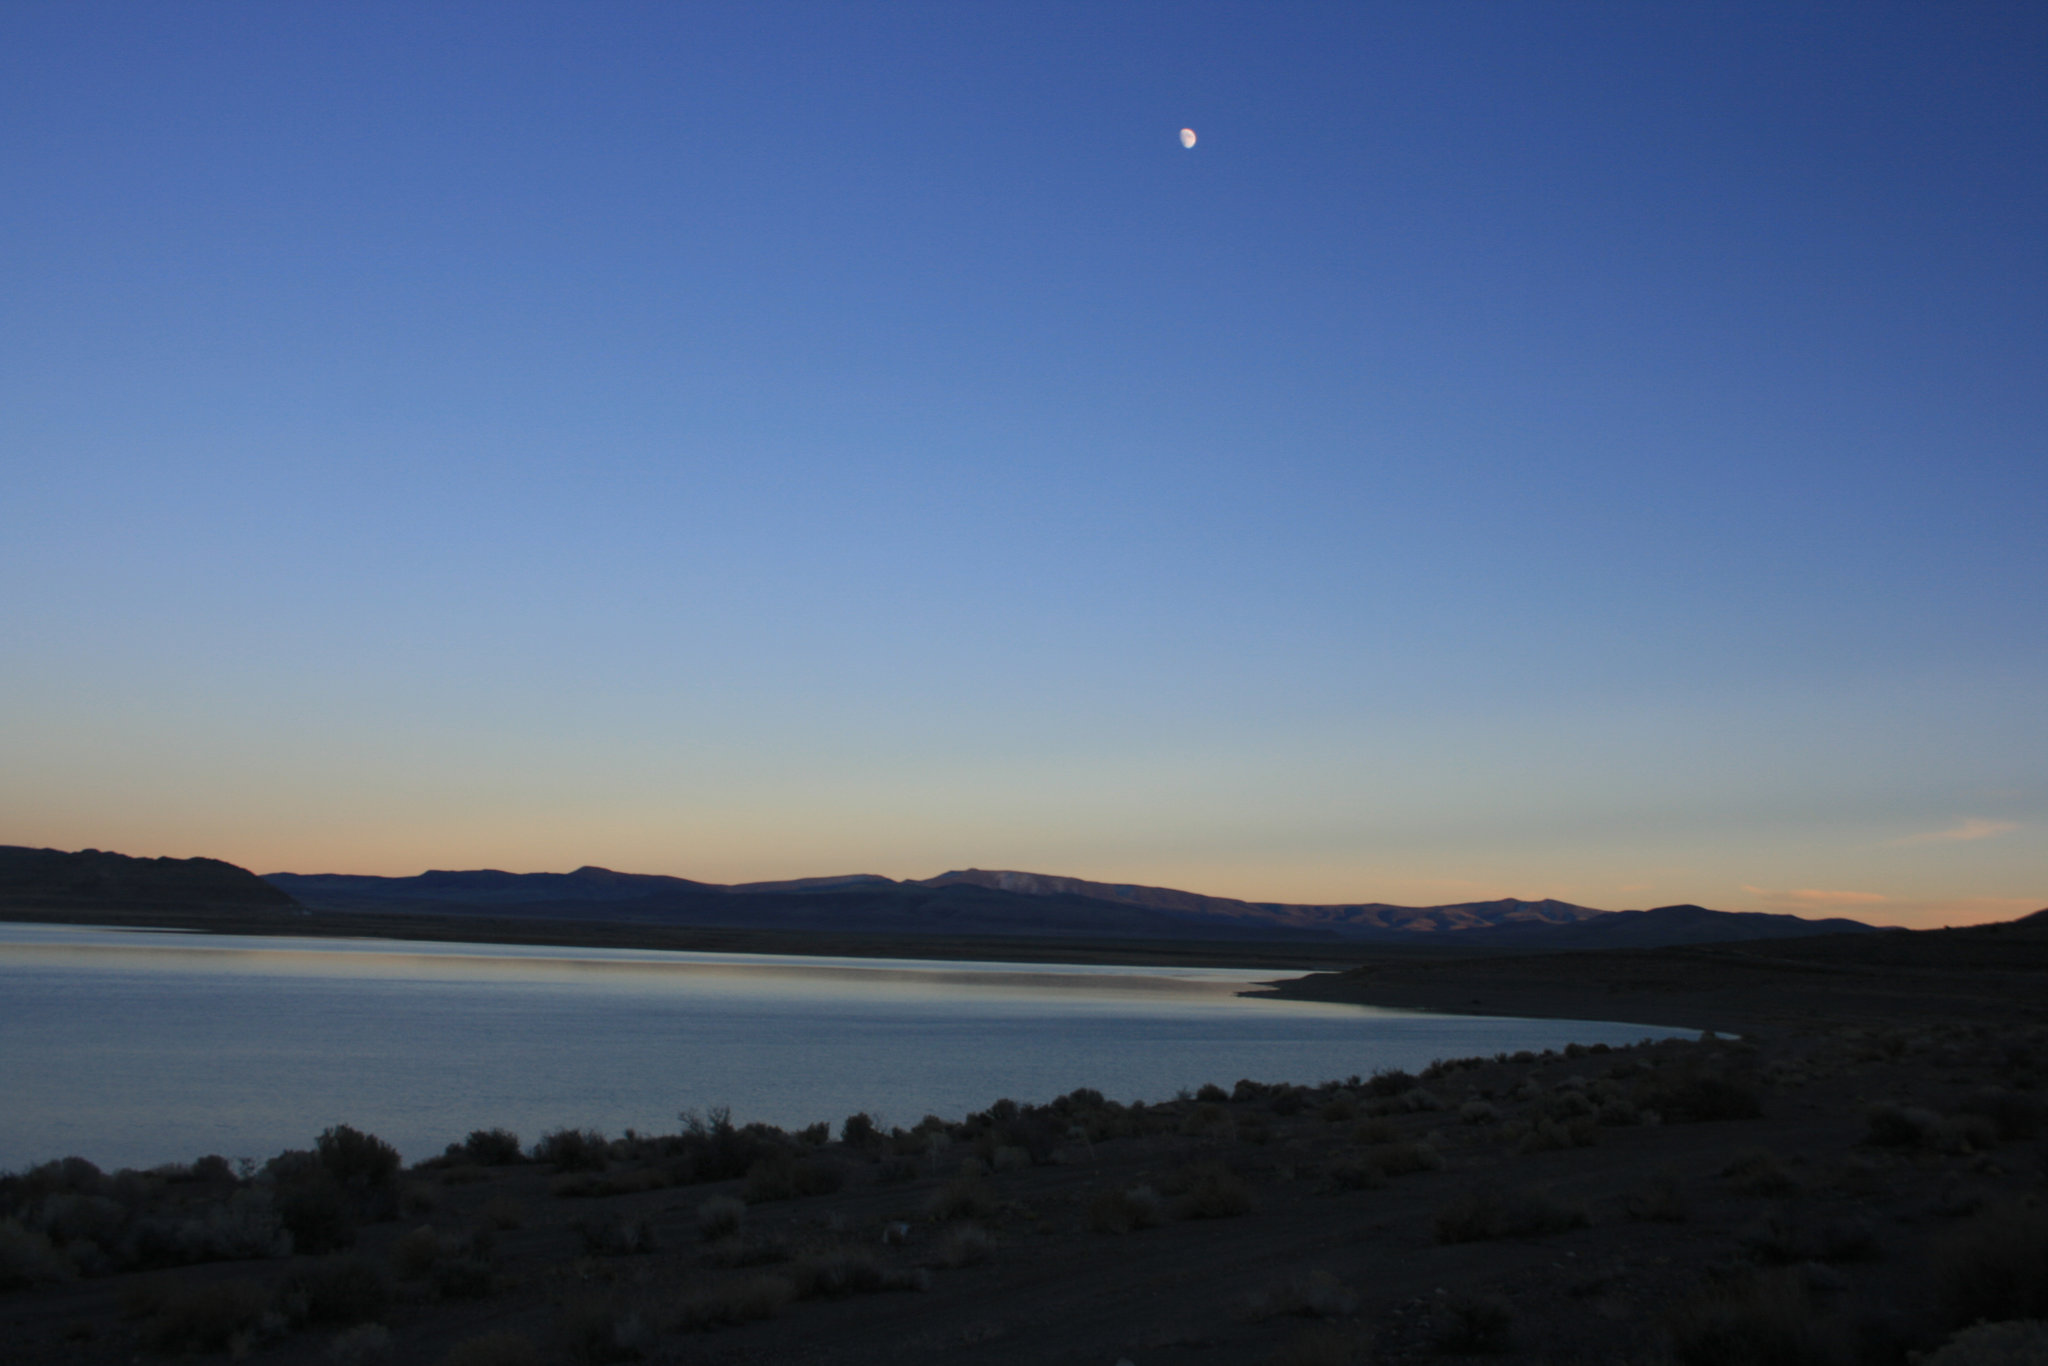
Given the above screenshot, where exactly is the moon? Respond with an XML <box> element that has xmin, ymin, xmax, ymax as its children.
<box><xmin>1179</xmin><ymin>128</ymin><xmax>1196</xmax><ymax>149</ymax></box>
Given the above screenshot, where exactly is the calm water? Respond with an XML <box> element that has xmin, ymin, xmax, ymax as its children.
<box><xmin>0</xmin><ymin>923</ymin><xmax>1680</xmax><ymax>1170</ymax></box>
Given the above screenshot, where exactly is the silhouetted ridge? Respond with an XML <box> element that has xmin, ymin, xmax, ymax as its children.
<box><xmin>0</xmin><ymin>845</ymin><xmax>297</xmax><ymax>913</ymax></box>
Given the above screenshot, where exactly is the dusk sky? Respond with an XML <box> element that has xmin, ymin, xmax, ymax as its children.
<box><xmin>4</xmin><ymin>3</ymin><xmax>2043</xmax><ymax>926</ymax></box>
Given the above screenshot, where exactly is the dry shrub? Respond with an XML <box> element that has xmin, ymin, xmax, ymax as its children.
<box><xmin>1088</xmin><ymin>1185</ymin><xmax>1163</xmax><ymax>1234</ymax></box>
<box><xmin>1434</xmin><ymin>1184</ymin><xmax>1588</xmax><ymax>1244</ymax></box>
<box><xmin>532</xmin><ymin>1129</ymin><xmax>609</xmax><ymax>1173</ymax></box>
<box><xmin>742</xmin><ymin>1154</ymin><xmax>844</xmax><ymax>1203</ymax></box>
<box><xmin>400</xmin><ymin>1182</ymin><xmax>439</xmax><ymax>1216</ymax></box>
<box><xmin>787</xmin><ymin>1247</ymin><xmax>927</xmax><ymax>1298</ymax></box>
<box><xmin>1861</xmin><ymin>1102</ymin><xmax>1993</xmax><ymax>1154</ymax></box>
<box><xmin>1924</xmin><ymin>1319</ymin><xmax>2048</xmax><ymax>1366</ymax></box>
<box><xmin>137</xmin><ymin>1276</ymin><xmax>273</xmax><ymax>1355</ymax></box>
<box><xmin>480</xmin><ymin>1196</ymin><xmax>526</xmax><ymax>1231</ymax></box>
<box><xmin>0</xmin><ymin>1218</ymin><xmax>74</xmax><ymax>1287</ymax></box>
<box><xmin>458</xmin><ymin>1129</ymin><xmax>523</xmax><ymax>1166</ymax></box>
<box><xmin>1638</xmin><ymin>1072</ymin><xmax>1763</xmax><ymax>1123</ymax></box>
<box><xmin>1434</xmin><ymin>1293</ymin><xmax>1513</xmax><ymax>1354</ymax></box>
<box><xmin>932</xmin><ymin>1224</ymin><xmax>994</xmax><ymax>1267</ymax></box>
<box><xmin>1738</xmin><ymin>1209</ymin><xmax>1881</xmax><ymax>1266</ymax></box>
<box><xmin>575</xmin><ymin>1215</ymin><xmax>656</xmax><ymax>1257</ymax></box>
<box><xmin>1350</xmin><ymin>1119</ymin><xmax>1398</xmax><ymax>1145</ymax></box>
<box><xmin>1663</xmin><ymin>1269</ymin><xmax>1850</xmax><ymax>1366</ymax></box>
<box><xmin>1365</xmin><ymin>1141</ymin><xmax>1444</xmax><ymax>1176</ymax></box>
<box><xmin>390</xmin><ymin>1225</ymin><xmax>443</xmax><ymax>1279</ymax></box>
<box><xmin>1516</xmin><ymin>1116</ymin><xmax>1600</xmax><ymax>1152</ymax></box>
<box><xmin>284</xmin><ymin>1253</ymin><xmax>389</xmax><ymax>1328</ymax></box>
<box><xmin>1323</xmin><ymin>1155</ymin><xmax>1385</xmax><ymax>1192</ymax></box>
<box><xmin>1625</xmin><ymin>1172</ymin><xmax>1688</xmax><ymax>1223</ymax></box>
<box><xmin>439</xmin><ymin>1329</ymin><xmax>542</xmax><ymax>1366</ymax></box>
<box><xmin>1241</xmin><ymin>1269</ymin><xmax>1356</xmax><ymax>1321</ymax></box>
<box><xmin>1934</xmin><ymin>1209</ymin><xmax>2048</xmax><ymax>1330</ymax></box>
<box><xmin>701</xmin><ymin>1233</ymin><xmax>789</xmax><ymax>1267</ymax></box>
<box><xmin>670</xmin><ymin>1274</ymin><xmax>793</xmax><ymax>1330</ymax></box>
<box><xmin>559</xmin><ymin>1295</ymin><xmax>654</xmax><ymax>1364</ymax></box>
<box><xmin>697</xmin><ymin>1195</ymin><xmax>744</xmax><ymax>1240</ymax></box>
<box><xmin>1164</xmin><ymin>1162</ymin><xmax>1253</xmax><ymax>1219</ymax></box>
<box><xmin>926</xmin><ymin>1177</ymin><xmax>999</xmax><ymax>1222</ymax></box>
<box><xmin>1722</xmin><ymin>1147</ymin><xmax>1801</xmax><ymax>1197</ymax></box>
<box><xmin>1266</xmin><ymin>1323</ymin><xmax>1370</xmax><ymax>1366</ymax></box>
<box><xmin>325</xmin><ymin>1322</ymin><xmax>392</xmax><ymax>1364</ymax></box>
<box><xmin>1956</xmin><ymin>1089</ymin><xmax>2042</xmax><ymax>1142</ymax></box>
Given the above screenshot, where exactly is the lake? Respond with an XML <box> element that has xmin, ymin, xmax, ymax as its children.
<box><xmin>0</xmin><ymin>922</ymin><xmax>1681</xmax><ymax>1171</ymax></box>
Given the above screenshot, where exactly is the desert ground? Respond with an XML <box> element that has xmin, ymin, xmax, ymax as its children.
<box><xmin>4</xmin><ymin>918</ymin><xmax>2047</xmax><ymax>1366</ymax></box>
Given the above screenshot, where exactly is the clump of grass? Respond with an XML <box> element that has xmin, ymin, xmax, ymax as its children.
<box><xmin>1637</xmin><ymin>1071</ymin><xmax>1763</xmax><ymax>1123</ymax></box>
<box><xmin>135</xmin><ymin>1276</ymin><xmax>274</xmax><ymax>1355</ymax></box>
<box><xmin>1924</xmin><ymin>1320</ymin><xmax>2048</xmax><ymax>1366</ymax></box>
<box><xmin>1933</xmin><ymin>1209</ymin><xmax>2048</xmax><ymax>1330</ymax></box>
<box><xmin>697</xmin><ymin>1195</ymin><xmax>745</xmax><ymax>1240</ymax></box>
<box><xmin>282</xmin><ymin>1253</ymin><xmax>390</xmax><ymax>1328</ymax></box>
<box><xmin>480</xmin><ymin>1196</ymin><xmax>526</xmax><ymax>1231</ymax></box>
<box><xmin>558</xmin><ymin>1294</ymin><xmax>654</xmax><ymax>1365</ymax></box>
<box><xmin>532</xmin><ymin>1128</ymin><xmax>609</xmax><ymax>1173</ymax></box>
<box><xmin>438</xmin><ymin>1330</ymin><xmax>541</xmax><ymax>1366</ymax></box>
<box><xmin>701</xmin><ymin>1232</ymin><xmax>789</xmax><ymax>1267</ymax></box>
<box><xmin>1722</xmin><ymin>1147</ymin><xmax>1801</xmax><ymax>1197</ymax></box>
<box><xmin>1162</xmin><ymin>1162</ymin><xmax>1253</xmax><ymax>1219</ymax></box>
<box><xmin>574</xmin><ymin>1215</ymin><xmax>656</xmax><ymax>1257</ymax></box>
<box><xmin>1265</xmin><ymin>1323</ymin><xmax>1370</xmax><ymax>1366</ymax></box>
<box><xmin>1241</xmin><ymin>1269</ymin><xmax>1356</xmax><ymax>1321</ymax></box>
<box><xmin>669</xmin><ymin>1274</ymin><xmax>794</xmax><ymax>1331</ymax></box>
<box><xmin>785</xmin><ymin>1247</ymin><xmax>928</xmax><ymax>1299</ymax></box>
<box><xmin>742</xmin><ymin>1153</ymin><xmax>844</xmax><ymax>1203</ymax></box>
<box><xmin>1433</xmin><ymin>1293</ymin><xmax>1513</xmax><ymax>1354</ymax></box>
<box><xmin>455</xmin><ymin>1129</ymin><xmax>523</xmax><ymax>1166</ymax></box>
<box><xmin>1088</xmin><ymin>1185</ymin><xmax>1163</xmax><ymax>1234</ymax></box>
<box><xmin>1624</xmin><ymin>1172</ymin><xmax>1688</xmax><ymax>1223</ymax></box>
<box><xmin>932</xmin><ymin>1224</ymin><xmax>994</xmax><ymax>1267</ymax></box>
<box><xmin>926</xmin><ymin>1177</ymin><xmax>1000</xmax><ymax>1222</ymax></box>
<box><xmin>325</xmin><ymin>1321</ymin><xmax>392</xmax><ymax>1364</ymax></box>
<box><xmin>1434</xmin><ymin>1184</ymin><xmax>1588</xmax><ymax>1243</ymax></box>
<box><xmin>1663</xmin><ymin>1269</ymin><xmax>1850</xmax><ymax>1366</ymax></box>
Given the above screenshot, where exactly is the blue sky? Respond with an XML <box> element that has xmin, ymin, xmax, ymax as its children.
<box><xmin>4</xmin><ymin>2</ymin><xmax>2043</xmax><ymax>924</ymax></box>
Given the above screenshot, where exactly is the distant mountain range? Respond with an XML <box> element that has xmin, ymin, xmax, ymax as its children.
<box><xmin>0</xmin><ymin>844</ymin><xmax>1888</xmax><ymax>950</ymax></box>
<box><xmin>259</xmin><ymin>862</ymin><xmax>1881</xmax><ymax>950</ymax></box>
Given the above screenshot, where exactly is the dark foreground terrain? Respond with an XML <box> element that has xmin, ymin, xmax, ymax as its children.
<box><xmin>7</xmin><ymin>916</ymin><xmax>2048</xmax><ymax>1365</ymax></box>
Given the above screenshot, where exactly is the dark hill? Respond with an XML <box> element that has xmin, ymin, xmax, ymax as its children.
<box><xmin>0</xmin><ymin>845</ymin><xmax>298</xmax><ymax>914</ymax></box>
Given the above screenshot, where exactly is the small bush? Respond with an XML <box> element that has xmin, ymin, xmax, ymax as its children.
<box><xmin>1956</xmin><ymin>1090</ymin><xmax>2042</xmax><ymax>1142</ymax></box>
<box><xmin>1934</xmin><ymin>1210</ymin><xmax>2048</xmax><ymax>1329</ymax></box>
<box><xmin>0</xmin><ymin>1218</ymin><xmax>75</xmax><ymax>1287</ymax></box>
<box><xmin>532</xmin><ymin>1129</ymin><xmax>609</xmax><ymax>1173</ymax></box>
<box><xmin>558</xmin><ymin>1295</ymin><xmax>652</xmax><ymax>1364</ymax></box>
<box><xmin>1925</xmin><ymin>1320</ymin><xmax>2048</xmax><ymax>1366</ymax></box>
<box><xmin>326</xmin><ymin>1322</ymin><xmax>393</xmax><ymax>1364</ymax></box>
<box><xmin>285</xmin><ymin>1254</ymin><xmax>389</xmax><ymax>1328</ymax></box>
<box><xmin>1366</xmin><ymin>1068</ymin><xmax>1418</xmax><ymax>1098</ymax></box>
<box><xmin>439</xmin><ymin>1330</ymin><xmax>542</xmax><ymax>1366</ymax></box>
<box><xmin>840</xmin><ymin>1113</ymin><xmax>879</xmax><ymax>1148</ymax></box>
<box><xmin>1196</xmin><ymin>1082</ymin><xmax>1231</xmax><ymax>1104</ymax></box>
<box><xmin>742</xmin><ymin>1154</ymin><xmax>845</xmax><ymax>1203</ymax></box>
<box><xmin>787</xmin><ymin>1247</ymin><xmax>927</xmax><ymax>1298</ymax></box>
<box><xmin>1266</xmin><ymin>1323</ymin><xmax>1369</xmax><ymax>1366</ymax></box>
<box><xmin>460</xmin><ymin>1129</ymin><xmax>523</xmax><ymax>1166</ymax></box>
<box><xmin>1434</xmin><ymin>1293</ymin><xmax>1513</xmax><ymax>1354</ymax></box>
<box><xmin>1242</xmin><ymin>1269</ymin><xmax>1356</xmax><ymax>1321</ymax></box>
<box><xmin>138</xmin><ymin>1277</ymin><xmax>272</xmax><ymax>1355</ymax></box>
<box><xmin>926</xmin><ymin>1177</ymin><xmax>999</xmax><ymax>1222</ymax></box>
<box><xmin>390</xmin><ymin>1225</ymin><xmax>443</xmax><ymax>1279</ymax></box>
<box><xmin>1164</xmin><ymin>1162</ymin><xmax>1253</xmax><ymax>1220</ymax></box>
<box><xmin>480</xmin><ymin>1196</ymin><xmax>526</xmax><ymax>1230</ymax></box>
<box><xmin>671</xmin><ymin>1274</ymin><xmax>794</xmax><ymax>1330</ymax></box>
<box><xmin>701</xmin><ymin>1233</ymin><xmax>789</xmax><ymax>1267</ymax></box>
<box><xmin>932</xmin><ymin>1224</ymin><xmax>993</xmax><ymax>1267</ymax></box>
<box><xmin>1625</xmin><ymin>1172</ymin><xmax>1688</xmax><ymax>1223</ymax></box>
<box><xmin>316</xmin><ymin>1126</ymin><xmax>401</xmax><ymax>1190</ymax></box>
<box><xmin>1640</xmin><ymin>1073</ymin><xmax>1763</xmax><ymax>1123</ymax></box>
<box><xmin>1088</xmin><ymin>1186</ymin><xmax>1163</xmax><ymax>1234</ymax></box>
<box><xmin>1664</xmin><ymin>1270</ymin><xmax>1850</xmax><ymax>1366</ymax></box>
<box><xmin>1434</xmin><ymin>1184</ymin><xmax>1588</xmax><ymax>1243</ymax></box>
<box><xmin>1722</xmin><ymin>1148</ymin><xmax>1801</xmax><ymax>1197</ymax></box>
<box><xmin>575</xmin><ymin>1216</ymin><xmax>656</xmax><ymax>1257</ymax></box>
<box><xmin>697</xmin><ymin>1195</ymin><xmax>745</xmax><ymax>1240</ymax></box>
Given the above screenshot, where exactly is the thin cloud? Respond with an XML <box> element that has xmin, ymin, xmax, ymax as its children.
<box><xmin>1895</xmin><ymin>818</ymin><xmax>2019</xmax><ymax>846</ymax></box>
